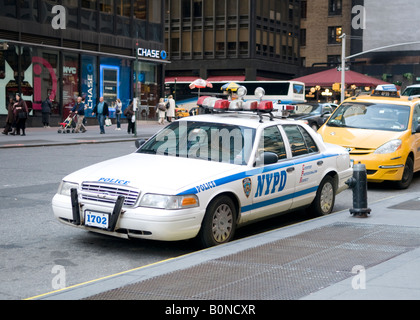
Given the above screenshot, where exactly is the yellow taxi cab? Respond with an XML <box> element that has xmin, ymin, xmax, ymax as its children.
<box><xmin>318</xmin><ymin>85</ymin><xmax>420</xmax><ymax>189</ymax></box>
<box><xmin>175</xmin><ymin>107</ymin><xmax>190</xmax><ymax>119</ymax></box>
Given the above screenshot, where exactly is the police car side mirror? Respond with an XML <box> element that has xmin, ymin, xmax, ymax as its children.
<box><xmin>135</xmin><ymin>139</ymin><xmax>146</xmax><ymax>149</ymax></box>
<box><xmin>262</xmin><ymin>152</ymin><xmax>279</xmax><ymax>165</ymax></box>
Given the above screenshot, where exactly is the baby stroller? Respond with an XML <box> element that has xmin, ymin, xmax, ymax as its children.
<box><xmin>58</xmin><ymin>113</ymin><xmax>76</xmax><ymax>133</ymax></box>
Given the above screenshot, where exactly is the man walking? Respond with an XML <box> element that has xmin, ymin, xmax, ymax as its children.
<box><xmin>92</xmin><ymin>96</ymin><xmax>109</xmax><ymax>134</ymax></box>
<box><xmin>71</xmin><ymin>96</ymin><xmax>87</xmax><ymax>133</ymax></box>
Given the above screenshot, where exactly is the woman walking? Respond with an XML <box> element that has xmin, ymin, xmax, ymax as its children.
<box><xmin>12</xmin><ymin>93</ymin><xmax>28</xmax><ymax>136</ymax></box>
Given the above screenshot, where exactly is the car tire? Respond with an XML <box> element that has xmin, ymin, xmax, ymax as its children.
<box><xmin>395</xmin><ymin>156</ymin><xmax>414</xmax><ymax>190</ymax></box>
<box><xmin>309</xmin><ymin>175</ymin><xmax>336</xmax><ymax>216</ymax></box>
<box><xmin>198</xmin><ymin>195</ymin><xmax>237</xmax><ymax>248</ymax></box>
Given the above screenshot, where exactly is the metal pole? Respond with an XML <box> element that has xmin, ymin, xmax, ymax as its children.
<box><xmin>134</xmin><ymin>35</ymin><xmax>139</xmax><ymax>137</ymax></box>
<box><xmin>340</xmin><ymin>33</ymin><xmax>346</xmax><ymax>103</ymax></box>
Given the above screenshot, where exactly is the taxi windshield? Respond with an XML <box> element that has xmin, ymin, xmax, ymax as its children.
<box><xmin>326</xmin><ymin>102</ymin><xmax>410</xmax><ymax>132</ymax></box>
<box><xmin>137</xmin><ymin>121</ymin><xmax>256</xmax><ymax>165</ymax></box>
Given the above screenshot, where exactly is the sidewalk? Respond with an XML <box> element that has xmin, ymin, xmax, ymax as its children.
<box><xmin>0</xmin><ymin>121</ymin><xmax>163</xmax><ymax>149</ymax></box>
<box><xmin>33</xmin><ymin>192</ymin><xmax>420</xmax><ymax>300</ymax></box>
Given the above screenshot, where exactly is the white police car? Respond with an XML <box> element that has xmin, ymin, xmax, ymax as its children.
<box><xmin>52</xmin><ymin>92</ymin><xmax>352</xmax><ymax>247</ymax></box>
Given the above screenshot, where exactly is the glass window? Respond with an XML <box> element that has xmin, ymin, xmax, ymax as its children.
<box><xmin>99</xmin><ymin>0</ymin><xmax>113</xmax><ymax>13</ymax></box>
<box><xmin>259</xmin><ymin>126</ymin><xmax>287</xmax><ymax>161</ymax></box>
<box><xmin>283</xmin><ymin>125</ymin><xmax>308</xmax><ymax>157</ymax></box>
<box><xmin>300</xmin><ymin>127</ymin><xmax>319</xmax><ymax>153</ymax></box>
<box><xmin>328</xmin><ymin>26</ymin><xmax>342</xmax><ymax>44</ymax></box>
<box><xmin>81</xmin><ymin>0</ymin><xmax>96</xmax><ymax>10</ymax></box>
<box><xmin>327</xmin><ymin>102</ymin><xmax>411</xmax><ymax>132</ymax></box>
<box><xmin>412</xmin><ymin>104</ymin><xmax>420</xmax><ymax>133</ymax></box>
<box><xmin>134</xmin><ymin>0</ymin><xmax>146</xmax><ymax>20</ymax></box>
<box><xmin>329</xmin><ymin>0</ymin><xmax>342</xmax><ymax>15</ymax></box>
<box><xmin>117</xmin><ymin>0</ymin><xmax>131</xmax><ymax>16</ymax></box>
<box><xmin>137</xmin><ymin>121</ymin><xmax>255</xmax><ymax>165</ymax></box>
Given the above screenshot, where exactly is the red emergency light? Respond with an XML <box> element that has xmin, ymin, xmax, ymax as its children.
<box><xmin>213</xmin><ymin>99</ymin><xmax>230</xmax><ymax>110</ymax></box>
<box><xmin>258</xmin><ymin>100</ymin><xmax>273</xmax><ymax>113</ymax></box>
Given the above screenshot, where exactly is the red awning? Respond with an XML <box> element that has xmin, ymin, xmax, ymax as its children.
<box><xmin>165</xmin><ymin>76</ymin><xmax>198</xmax><ymax>83</ymax></box>
<box><xmin>292</xmin><ymin>68</ymin><xmax>389</xmax><ymax>87</ymax></box>
<box><xmin>206</xmin><ymin>75</ymin><xmax>245</xmax><ymax>82</ymax></box>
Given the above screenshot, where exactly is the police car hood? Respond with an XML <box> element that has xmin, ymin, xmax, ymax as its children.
<box><xmin>65</xmin><ymin>153</ymin><xmax>241</xmax><ymax>194</ymax></box>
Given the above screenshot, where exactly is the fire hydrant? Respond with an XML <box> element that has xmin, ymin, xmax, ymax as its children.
<box><xmin>345</xmin><ymin>163</ymin><xmax>371</xmax><ymax>218</ymax></box>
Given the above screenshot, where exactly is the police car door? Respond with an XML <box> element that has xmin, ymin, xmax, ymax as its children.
<box><xmin>246</xmin><ymin>125</ymin><xmax>296</xmax><ymax>222</ymax></box>
<box><xmin>282</xmin><ymin>124</ymin><xmax>323</xmax><ymax>210</ymax></box>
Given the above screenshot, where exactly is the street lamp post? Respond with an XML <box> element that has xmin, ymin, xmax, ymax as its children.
<box><xmin>340</xmin><ymin>33</ymin><xmax>346</xmax><ymax>103</ymax></box>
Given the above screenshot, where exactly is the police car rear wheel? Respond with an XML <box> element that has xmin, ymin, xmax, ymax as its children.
<box><xmin>199</xmin><ymin>196</ymin><xmax>237</xmax><ymax>248</ymax></box>
<box><xmin>310</xmin><ymin>176</ymin><xmax>335</xmax><ymax>216</ymax></box>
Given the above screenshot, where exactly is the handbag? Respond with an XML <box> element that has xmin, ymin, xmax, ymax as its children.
<box><xmin>18</xmin><ymin>111</ymin><xmax>27</xmax><ymax>119</ymax></box>
<box><xmin>105</xmin><ymin>118</ymin><xmax>112</xmax><ymax>126</ymax></box>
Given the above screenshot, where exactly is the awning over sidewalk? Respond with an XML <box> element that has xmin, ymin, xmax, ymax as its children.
<box><xmin>292</xmin><ymin>68</ymin><xmax>389</xmax><ymax>87</ymax></box>
<box><xmin>165</xmin><ymin>75</ymin><xmax>245</xmax><ymax>83</ymax></box>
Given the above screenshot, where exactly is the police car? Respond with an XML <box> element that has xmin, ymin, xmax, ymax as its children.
<box><xmin>52</xmin><ymin>89</ymin><xmax>352</xmax><ymax>247</ymax></box>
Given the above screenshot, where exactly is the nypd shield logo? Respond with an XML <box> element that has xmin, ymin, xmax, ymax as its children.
<box><xmin>242</xmin><ymin>178</ymin><xmax>252</xmax><ymax>198</ymax></box>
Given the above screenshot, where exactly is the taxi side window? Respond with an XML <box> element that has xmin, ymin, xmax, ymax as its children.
<box><xmin>261</xmin><ymin>126</ymin><xmax>287</xmax><ymax>160</ymax></box>
<box><xmin>413</xmin><ymin>104</ymin><xmax>420</xmax><ymax>133</ymax></box>
<box><xmin>283</xmin><ymin>125</ymin><xmax>318</xmax><ymax>157</ymax></box>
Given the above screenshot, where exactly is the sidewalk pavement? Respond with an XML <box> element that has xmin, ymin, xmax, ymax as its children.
<box><xmin>0</xmin><ymin>121</ymin><xmax>163</xmax><ymax>149</ymax></box>
<box><xmin>32</xmin><ymin>192</ymin><xmax>420</xmax><ymax>300</ymax></box>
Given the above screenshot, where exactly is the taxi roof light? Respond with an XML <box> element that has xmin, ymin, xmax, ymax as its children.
<box><xmin>371</xmin><ymin>84</ymin><xmax>400</xmax><ymax>98</ymax></box>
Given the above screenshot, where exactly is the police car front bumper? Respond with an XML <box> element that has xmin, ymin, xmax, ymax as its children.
<box><xmin>52</xmin><ymin>191</ymin><xmax>204</xmax><ymax>242</ymax></box>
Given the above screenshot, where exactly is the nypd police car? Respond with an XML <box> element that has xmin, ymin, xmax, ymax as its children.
<box><xmin>52</xmin><ymin>92</ymin><xmax>352</xmax><ymax>247</ymax></box>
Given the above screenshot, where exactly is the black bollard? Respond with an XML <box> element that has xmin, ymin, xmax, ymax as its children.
<box><xmin>345</xmin><ymin>163</ymin><xmax>371</xmax><ymax>218</ymax></box>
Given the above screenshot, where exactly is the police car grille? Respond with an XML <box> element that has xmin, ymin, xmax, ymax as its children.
<box><xmin>81</xmin><ymin>183</ymin><xmax>140</xmax><ymax>207</ymax></box>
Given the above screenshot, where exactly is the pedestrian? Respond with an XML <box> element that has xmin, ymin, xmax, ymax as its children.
<box><xmin>12</xmin><ymin>93</ymin><xmax>28</xmax><ymax>136</ymax></box>
<box><xmin>115</xmin><ymin>98</ymin><xmax>122</xmax><ymax>130</ymax></box>
<box><xmin>156</xmin><ymin>98</ymin><xmax>166</xmax><ymax>125</ymax></box>
<box><xmin>71</xmin><ymin>96</ymin><xmax>87</xmax><ymax>133</ymax></box>
<box><xmin>124</xmin><ymin>99</ymin><xmax>135</xmax><ymax>134</ymax></box>
<box><xmin>166</xmin><ymin>95</ymin><xmax>176</xmax><ymax>122</ymax></box>
<box><xmin>2</xmin><ymin>96</ymin><xmax>15</xmax><ymax>135</ymax></box>
<box><xmin>92</xmin><ymin>96</ymin><xmax>109</xmax><ymax>134</ymax></box>
<box><xmin>41</xmin><ymin>96</ymin><xmax>52</xmax><ymax>128</ymax></box>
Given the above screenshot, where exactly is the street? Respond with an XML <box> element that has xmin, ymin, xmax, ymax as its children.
<box><xmin>1</xmin><ymin>141</ymin><xmax>420</xmax><ymax>300</ymax></box>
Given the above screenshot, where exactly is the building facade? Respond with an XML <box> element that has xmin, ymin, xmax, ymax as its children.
<box><xmin>300</xmin><ymin>0</ymin><xmax>352</xmax><ymax>68</ymax></box>
<box><xmin>0</xmin><ymin>0</ymin><xmax>167</xmax><ymax>126</ymax></box>
<box><xmin>164</xmin><ymin>0</ymin><xmax>302</xmax><ymax>82</ymax></box>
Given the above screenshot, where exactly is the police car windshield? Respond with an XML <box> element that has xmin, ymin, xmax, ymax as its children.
<box><xmin>327</xmin><ymin>102</ymin><xmax>410</xmax><ymax>132</ymax></box>
<box><xmin>137</xmin><ymin>121</ymin><xmax>256</xmax><ymax>165</ymax></box>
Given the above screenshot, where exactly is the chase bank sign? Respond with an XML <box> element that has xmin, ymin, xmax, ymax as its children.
<box><xmin>137</xmin><ymin>48</ymin><xmax>167</xmax><ymax>60</ymax></box>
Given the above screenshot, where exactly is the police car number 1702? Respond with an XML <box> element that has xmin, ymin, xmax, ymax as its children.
<box><xmin>84</xmin><ymin>211</ymin><xmax>109</xmax><ymax>229</ymax></box>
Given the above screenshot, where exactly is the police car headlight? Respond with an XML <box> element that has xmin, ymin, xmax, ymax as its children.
<box><xmin>374</xmin><ymin>139</ymin><xmax>402</xmax><ymax>154</ymax></box>
<box><xmin>58</xmin><ymin>181</ymin><xmax>79</xmax><ymax>196</ymax></box>
<box><xmin>139</xmin><ymin>194</ymin><xmax>199</xmax><ymax>210</ymax></box>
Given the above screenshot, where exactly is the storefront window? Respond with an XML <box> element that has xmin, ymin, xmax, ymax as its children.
<box><xmin>62</xmin><ymin>54</ymin><xmax>79</xmax><ymax>119</ymax></box>
<box><xmin>30</xmin><ymin>48</ymin><xmax>60</xmax><ymax>116</ymax></box>
<box><xmin>134</xmin><ymin>61</ymin><xmax>158</xmax><ymax>120</ymax></box>
<box><xmin>99</xmin><ymin>57</ymin><xmax>131</xmax><ymax>119</ymax></box>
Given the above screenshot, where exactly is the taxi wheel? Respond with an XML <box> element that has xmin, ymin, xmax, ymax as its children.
<box><xmin>198</xmin><ymin>196</ymin><xmax>237</xmax><ymax>248</ymax></box>
<box><xmin>395</xmin><ymin>157</ymin><xmax>414</xmax><ymax>190</ymax></box>
<box><xmin>310</xmin><ymin>175</ymin><xmax>336</xmax><ymax>216</ymax></box>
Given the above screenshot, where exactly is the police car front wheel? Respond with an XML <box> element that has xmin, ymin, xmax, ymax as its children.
<box><xmin>198</xmin><ymin>195</ymin><xmax>237</xmax><ymax>248</ymax></box>
<box><xmin>310</xmin><ymin>175</ymin><xmax>336</xmax><ymax>216</ymax></box>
